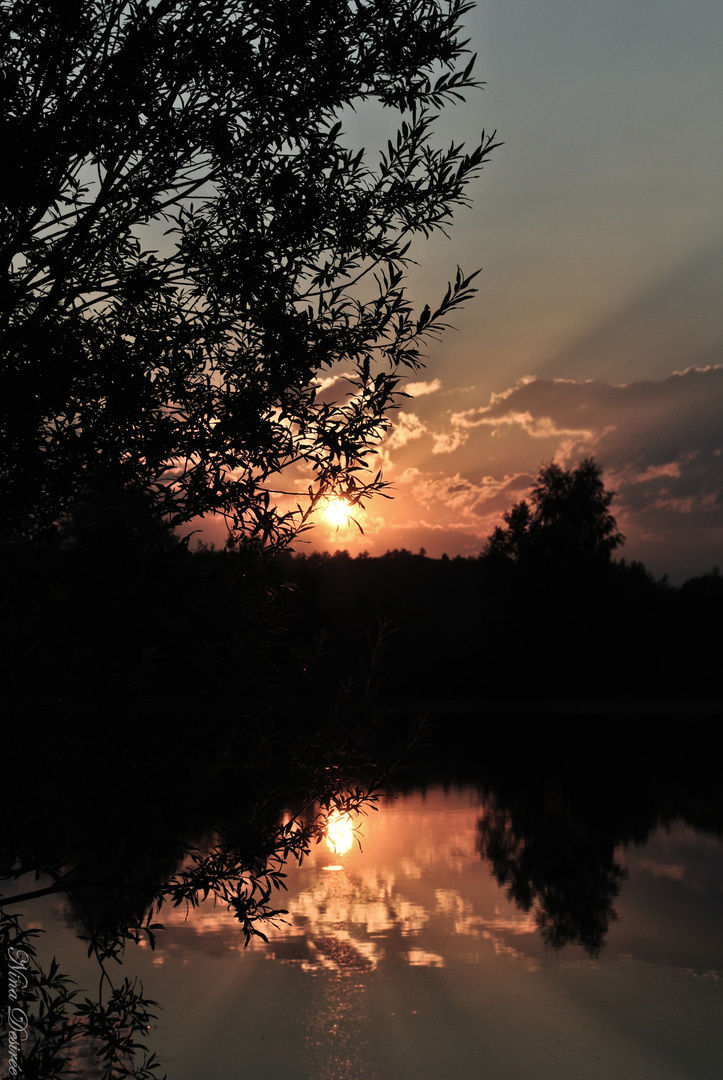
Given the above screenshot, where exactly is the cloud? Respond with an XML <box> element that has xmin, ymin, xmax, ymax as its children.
<box><xmin>447</xmin><ymin>367</ymin><xmax>723</xmax><ymax>478</ymax></box>
<box><xmin>375</xmin><ymin>367</ymin><xmax>723</xmax><ymax>577</ymax></box>
<box><xmin>385</xmin><ymin>468</ymin><xmax>533</xmax><ymax>551</ymax></box>
<box><xmin>300</xmin><ymin>367</ymin><xmax>723</xmax><ymax>578</ymax></box>
<box><xmin>431</xmin><ymin>429</ymin><xmax>468</xmax><ymax>454</ymax></box>
<box><xmin>311</xmin><ymin>371</ymin><xmax>357</xmax><ymax>399</ymax></box>
<box><xmin>399</xmin><ymin>468</ymin><xmax>479</xmax><ymax>512</ymax></box>
<box><xmin>385</xmin><ymin>412</ymin><xmax>427</xmax><ymax>450</ymax></box>
<box><xmin>404</xmin><ymin>378</ymin><xmax>442</xmax><ymax>397</ymax></box>
<box><xmin>451</xmin><ymin>405</ymin><xmax>593</xmax><ymax>444</ymax></box>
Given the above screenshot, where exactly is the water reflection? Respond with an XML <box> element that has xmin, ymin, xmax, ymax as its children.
<box><xmin>326</xmin><ymin>810</ymin><xmax>357</xmax><ymax>857</ymax></box>
<box><xmin>476</xmin><ymin>788</ymin><xmax>626</xmax><ymax>955</ymax></box>
<box><xmin>3</xmin><ymin>752</ymin><xmax>723</xmax><ymax>1079</ymax></box>
<box><xmin>134</xmin><ymin>784</ymin><xmax>722</xmax><ymax>979</ymax></box>
<box><xmin>111</xmin><ymin>788</ymin><xmax>723</xmax><ymax>1079</ymax></box>
<box><xmin>0</xmin><ymin>754</ymin><xmax>387</xmax><ymax>1078</ymax></box>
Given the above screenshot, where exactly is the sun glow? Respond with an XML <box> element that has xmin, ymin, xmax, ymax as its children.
<box><xmin>326</xmin><ymin>809</ymin><xmax>355</xmax><ymax>855</ymax></box>
<box><xmin>324</xmin><ymin>498</ymin><xmax>352</xmax><ymax>527</ymax></box>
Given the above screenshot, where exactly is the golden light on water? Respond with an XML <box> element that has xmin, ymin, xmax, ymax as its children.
<box><xmin>326</xmin><ymin>809</ymin><xmax>355</xmax><ymax>855</ymax></box>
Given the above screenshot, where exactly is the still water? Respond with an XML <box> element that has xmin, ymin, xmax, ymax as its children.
<box><xmin>17</xmin><ymin>784</ymin><xmax>723</xmax><ymax>1079</ymax></box>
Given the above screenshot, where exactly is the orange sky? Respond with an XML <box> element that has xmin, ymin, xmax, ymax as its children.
<box><xmin>308</xmin><ymin>1</ymin><xmax>723</xmax><ymax>582</ymax></box>
<box><xmin>193</xmin><ymin>0</ymin><xmax>723</xmax><ymax>583</ymax></box>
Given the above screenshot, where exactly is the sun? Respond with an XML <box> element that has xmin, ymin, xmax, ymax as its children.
<box><xmin>324</xmin><ymin>498</ymin><xmax>352</xmax><ymax>527</ymax></box>
<box><xmin>326</xmin><ymin>809</ymin><xmax>355</xmax><ymax>855</ymax></box>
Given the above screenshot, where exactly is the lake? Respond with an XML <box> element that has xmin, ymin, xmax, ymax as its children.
<box><xmin>7</xmin><ymin>774</ymin><xmax>722</xmax><ymax>1080</ymax></box>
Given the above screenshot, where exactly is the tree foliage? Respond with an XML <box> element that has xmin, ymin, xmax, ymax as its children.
<box><xmin>484</xmin><ymin>457</ymin><xmax>625</xmax><ymax>567</ymax></box>
<box><xmin>1</xmin><ymin>0</ymin><xmax>497</xmax><ymax>546</ymax></box>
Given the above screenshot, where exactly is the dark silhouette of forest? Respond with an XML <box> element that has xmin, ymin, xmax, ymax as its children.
<box><xmin>3</xmin><ymin>457</ymin><xmax>721</xmax><ymax>723</ymax></box>
<box><xmin>278</xmin><ymin>545</ymin><xmax>721</xmax><ymax>703</ymax></box>
<box><xmin>273</xmin><ymin>463</ymin><xmax>720</xmax><ymax>708</ymax></box>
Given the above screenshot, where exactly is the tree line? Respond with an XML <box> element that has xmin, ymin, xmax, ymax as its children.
<box><xmin>278</xmin><ymin>459</ymin><xmax>721</xmax><ymax>702</ymax></box>
<box><xmin>4</xmin><ymin>457</ymin><xmax>718</xmax><ymax>711</ymax></box>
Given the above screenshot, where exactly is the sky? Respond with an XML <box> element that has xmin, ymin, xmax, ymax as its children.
<box><xmin>186</xmin><ymin>0</ymin><xmax>723</xmax><ymax>582</ymax></box>
<box><xmin>291</xmin><ymin>0</ymin><xmax>723</xmax><ymax>582</ymax></box>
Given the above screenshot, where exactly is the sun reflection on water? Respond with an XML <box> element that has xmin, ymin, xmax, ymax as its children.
<box><xmin>326</xmin><ymin>809</ymin><xmax>356</xmax><ymax>856</ymax></box>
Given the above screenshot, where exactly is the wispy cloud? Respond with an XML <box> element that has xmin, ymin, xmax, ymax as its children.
<box><xmin>432</xmin><ymin>429</ymin><xmax>468</xmax><ymax>454</ymax></box>
<box><xmin>386</xmin><ymin>412</ymin><xmax>427</xmax><ymax>449</ymax></box>
<box><xmin>405</xmin><ymin>378</ymin><xmax>442</xmax><ymax>397</ymax></box>
<box><xmin>373</xmin><ymin>367</ymin><xmax>723</xmax><ymax>576</ymax></box>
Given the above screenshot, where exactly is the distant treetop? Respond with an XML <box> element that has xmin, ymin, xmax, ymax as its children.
<box><xmin>483</xmin><ymin>458</ymin><xmax>625</xmax><ymax>568</ymax></box>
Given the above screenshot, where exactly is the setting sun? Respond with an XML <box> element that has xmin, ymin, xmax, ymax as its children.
<box><xmin>324</xmin><ymin>498</ymin><xmax>353</xmax><ymax>528</ymax></box>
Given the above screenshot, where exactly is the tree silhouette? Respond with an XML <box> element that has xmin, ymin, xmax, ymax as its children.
<box><xmin>476</xmin><ymin>789</ymin><xmax>626</xmax><ymax>955</ymax></box>
<box><xmin>1</xmin><ymin>0</ymin><xmax>498</xmax><ymax>547</ymax></box>
<box><xmin>484</xmin><ymin>457</ymin><xmax>624</xmax><ymax>568</ymax></box>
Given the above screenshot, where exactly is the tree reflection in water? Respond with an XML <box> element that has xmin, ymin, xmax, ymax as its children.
<box><xmin>1</xmin><ymin>785</ymin><xmax>382</xmax><ymax>1079</ymax></box>
<box><xmin>472</xmin><ymin>723</ymin><xmax>723</xmax><ymax>957</ymax></box>
<box><xmin>0</xmin><ymin>678</ymin><xmax>410</xmax><ymax>1079</ymax></box>
<box><xmin>3</xmin><ymin>710</ymin><xmax>722</xmax><ymax>1078</ymax></box>
<box><xmin>476</xmin><ymin>789</ymin><xmax>626</xmax><ymax>955</ymax></box>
